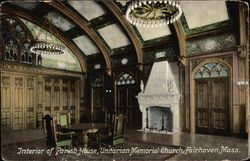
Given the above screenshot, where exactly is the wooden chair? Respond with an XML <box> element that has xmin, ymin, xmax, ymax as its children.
<box><xmin>56</xmin><ymin>112</ymin><xmax>71</xmax><ymax>127</ymax></box>
<box><xmin>100</xmin><ymin>113</ymin><xmax>126</xmax><ymax>146</ymax></box>
<box><xmin>43</xmin><ymin>114</ymin><xmax>74</xmax><ymax>147</ymax></box>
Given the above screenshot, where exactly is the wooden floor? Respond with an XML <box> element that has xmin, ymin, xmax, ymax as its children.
<box><xmin>1</xmin><ymin>128</ymin><xmax>249</xmax><ymax>160</ymax></box>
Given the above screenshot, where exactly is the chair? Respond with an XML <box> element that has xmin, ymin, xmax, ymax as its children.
<box><xmin>56</xmin><ymin>112</ymin><xmax>71</xmax><ymax>127</ymax></box>
<box><xmin>100</xmin><ymin>113</ymin><xmax>126</xmax><ymax>146</ymax></box>
<box><xmin>43</xmin><ymin>114</ymin><xmax>74</xmax><ymax>147</ymax></box>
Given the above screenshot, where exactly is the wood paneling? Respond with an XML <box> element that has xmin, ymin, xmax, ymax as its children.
<box><xmin>1</xmin><ymin>73</ymin><xmax>36</xmax><ymax>130</ymax></box>
<box><xmin>43</xmin><ymin>78</ymin><xmax>77</xmax><ymax>123</ymax></box>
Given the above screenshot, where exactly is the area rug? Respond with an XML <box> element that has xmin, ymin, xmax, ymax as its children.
<box><xmin>1</xmin><ymin>139</ymin><xmax>184</xmax><ymax>161</ymax></box>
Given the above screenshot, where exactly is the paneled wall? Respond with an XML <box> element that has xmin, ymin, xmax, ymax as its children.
<box><xmin>1</xmin><ymin>72</ymin><xmax>36</xmax><ymax>130</ymax></box>
<box><xmin>0</xmin><ymin>63</ymin><xmax>84</xmax><ymax>130</ymax></box>
<box><xmin>43</xmin><ymin>77</ymin><xmax>78</xmax><ymax>123</ymax></box>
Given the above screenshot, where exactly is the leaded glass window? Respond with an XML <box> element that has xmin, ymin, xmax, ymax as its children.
<box><xmin>195</xmin><ymin>62</ymin><xmax>229</xmax><ymax>78</ymax></box>
<box><xmin>5</xmin><ymin>38</ymin><xmax>18</xmax><ymax>61</ymax></box>
<box><xmin>92</xmin><ymin>77</ymin><xmax>103</xmax><ymax>87</ymax></box>
<box><xmin>117</xmin><ymin>73</ymin><xmax>136</xmax><ymax>85</ymax></box>
<box><xmin>21</xmin><ymin>41</ymin><xmax>33</xmax><ymax>63</ymax></box>
<box><xmin>1</xmin><ymin>16</ymin><xmax>36</xmax><ymax>64</ymax></box>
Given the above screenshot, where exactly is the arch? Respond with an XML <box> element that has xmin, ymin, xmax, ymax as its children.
<box><xmin>48</xmin><ymin>1</ymin><xmax>112</xmax><ymax>73</ymax></box>
<box><xmin>173</xmin><ymin>20</ymin><xmax>186</xmax><ymax>65</ymax></box>
<box><xmin>4</xmin><ymin>37</ymin><xmax>19</xmax><ymax>61</ymax></box>
<box><xmin>190</xmin><ymin>58</ymin><xmax>232</xmax><ymax>134</ymax></box>
<box><xmin>194</xmin><ymin>62</ymin><xmax>230</xmax><ymax>78</ymax></box>
<box><xmin>103</xmin><ymin>0</ymin><xmax>143</xmax><ymax>67</ymax></box>
<box><xmin>192</xmin><ymin>58</ymin><xmax>232</xmax><ymax>77</ymax></box>
<box><xmin>116</xmin><ymin>72</ymin><xmax>136</xmax><ymax>86</ymax></box>
<box><xmin>20</xmin><ymin>40</ymin><xmax>33</xmax><ymax>63</ymax></box>
<box><xmin>1</xmin><ymin>6</ymin><xmax>87</xmax><ymax>73</ymax></box>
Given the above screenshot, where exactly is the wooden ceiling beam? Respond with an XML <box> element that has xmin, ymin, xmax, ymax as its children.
<box><xmin>48</xmin><ymin>1</ymin><xmax>112</xmax><ymax>74</ymax></box>
<box><xmin>103</xmin><ymin>0</ymin><xmax>144</xmax><ymax>71</ymax></box>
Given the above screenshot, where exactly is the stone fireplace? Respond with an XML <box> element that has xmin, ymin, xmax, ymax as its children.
<box><xmin>136</xmin><ymin>61</ymin><xmax>181</xmax><ymax>133</ymax></box>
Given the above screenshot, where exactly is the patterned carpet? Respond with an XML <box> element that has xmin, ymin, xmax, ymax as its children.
<box><xmin>2</xmin><ymin>139</ymin><xmax>184</xmax><ymax>161</ymax></box>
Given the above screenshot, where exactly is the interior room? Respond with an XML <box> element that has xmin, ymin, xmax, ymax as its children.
<box><xmin>1</xmin><ymin>0</ymin><xmax>249</xmax><ymax>160</ymax></box>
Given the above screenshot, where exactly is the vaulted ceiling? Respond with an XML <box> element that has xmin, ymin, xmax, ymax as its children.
<box><xmin>1</xmin><ymin>0</ymin><xmax>235</xmax><ymax>73</ymax></box>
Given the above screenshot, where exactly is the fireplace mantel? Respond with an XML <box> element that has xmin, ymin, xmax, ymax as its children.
<box><xmin>136</xmin><ymin>61</ymin><xmax>181</xmax><ymax>133</ymax></box>
<box><xmin>137</xmin><ymin>93</ymin><xmax>180</xmax><ymax>106</ymax></box>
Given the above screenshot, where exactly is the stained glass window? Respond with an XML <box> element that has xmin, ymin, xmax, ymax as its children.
<box><xmin>195</xmin><ymin>62</ymin><xmax>229</xmax><ymax>78</ymax></box>
<box><xmin>21</xmin><ymin>42</ymin><xmax>33</xmax><ymax>63</ymax></box>
<box><xmin>92</xmin><ymin>77</ymin><xmax>103</xmax><ymax>87</ymax></box>
<box><xmin>117</xmin><ymin>73</ymin><xmax>136</xmax><ymax>85</ymax></box>
<box><xmin>1</xmin><ymin>16</ymin><xmax>36</xmax><ymax>64</ymax></box>
<box><xmin>5</xmin><ymin>38</ymin><xmax>18</xmax><ymax>61</ymax></box>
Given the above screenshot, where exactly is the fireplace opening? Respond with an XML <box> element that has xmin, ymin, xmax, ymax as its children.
<box><xmin>148</xmin><ymin>106</ymin><xmax>173</xmax><ymax>132</ymax></box>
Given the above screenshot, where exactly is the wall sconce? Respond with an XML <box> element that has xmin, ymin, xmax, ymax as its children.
<box><xmin>105</xmin><ymin>89</ymin><xmax>112</xmax><ymax>93</ymax></box>
<box><xmin>237</xmin><ymin>81</ymin><xmax>249</xmax><ymax>90</ymax></box>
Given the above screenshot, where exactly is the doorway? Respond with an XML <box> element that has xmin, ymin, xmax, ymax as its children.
<box><xmin>194</xmin><ymin>62</ymin><xmax>230</xmax><ymax>135</ymax></box>
<box><xmin>116</xmin><ymin>72</ymin><xmax>141</xmax><ymax>128</ymax></box>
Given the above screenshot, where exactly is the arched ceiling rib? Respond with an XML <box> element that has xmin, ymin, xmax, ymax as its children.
<box><xmin>103</xmin><ymin>0</ymin><xmax>143</xmax><ymax>66</ymax></box>
<box><xmin>48</xmin><ymin>1</ymin><xmax>112</xmax><ymax>71</ymax></box>
<box><xmin>1</xmin><ymin>5</ymin><xmax>87</xmax><ymax>73</ymax></box>
<box><xmin>1</xmin><ymin>0</ymin><xmax>233</xmax><ymax>70</ymax></box>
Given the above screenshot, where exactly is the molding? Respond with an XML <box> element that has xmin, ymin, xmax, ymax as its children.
<box><xmin>0</xmin><ymin>6</ymin><xmax>88</xmax><ymax>73</ymax></box>
<box><xmin>189</xmin><ymin>56</ymin><xmax>233</xmax><ymax>134</ymax></box>
<box><xmin>103</xmin><ymin>0</ymin><xmax>143</xmax><ymax>66</ymax></box>
<box><xmin>191</xmin><ymin>55</ymin><xmax>233</xmax><ymax>72</ymax></box>
<box><xmin>48</xmin><ymin>2</ymin><xmax>112</xmax><ymax>71</ymax></box>
<box><xmin>0</xmin><ymin>61</ymin><xmax>85</xmax><ymax>78</ymax></box>
<box><xmin>173</xmin><ymin>20</ymin><xmax>186</xmax><ymax>66</ymax></box>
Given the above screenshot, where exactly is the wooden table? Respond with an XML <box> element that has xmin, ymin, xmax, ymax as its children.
<box><xmin>62</xmin><ymin>123</ymin><xmax>106</xmax><ymax>147</ymax></box>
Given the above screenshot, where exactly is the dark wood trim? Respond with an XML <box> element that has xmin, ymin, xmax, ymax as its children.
<box><xmin>0</xmin><ymin>6</ymin><xmax>88</xmax><ymax>73</ymax></box>
<box><xmin>48</xmin><ymin>1</ymin><xmax>112</xmax><ymax>73</ymax></box>
<box><xmin>103</xmin><ymin>0</ymin><xmax>143</xmax><ymax>68</ymax></box>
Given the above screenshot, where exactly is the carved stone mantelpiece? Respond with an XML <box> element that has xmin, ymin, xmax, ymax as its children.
<box><xmin>136</xmin><ymin>61</ymin><xmax>181</xmax><ymax>133</ymax></box>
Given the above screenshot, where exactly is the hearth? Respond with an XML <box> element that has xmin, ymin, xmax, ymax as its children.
<box><xmin>136</xmin><ymin>61</ymin><xmax>181</xmax><ymax>133</ymax></box>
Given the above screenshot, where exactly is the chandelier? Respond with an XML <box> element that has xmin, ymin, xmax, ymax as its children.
<box><xmin>126</xmin><ymin>0</ymin><xmax>182</xmax><ymax>27</ymax></box>
<box><xmin>30</xmin><ymin>17</ymin><xmax>65</xmax><ymax>55</ymax></box>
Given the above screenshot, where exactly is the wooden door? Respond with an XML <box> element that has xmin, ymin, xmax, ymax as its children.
<box><xmin>92</xmin><ymin>87</ymin><xmax>105</xmax><ymax>122</ymax></box>
<box><xmin>117</xmin><ymin>85</ymin><xmax>141</xmax><ymax>128</ymax></box>
<box><xmin>196</xmin><ymin>77</ymin><xmax>229</xmax><ymax>135</ymax></box>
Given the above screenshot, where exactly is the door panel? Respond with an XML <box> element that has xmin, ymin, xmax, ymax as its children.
<box><xmin>196</xmin><ymin>77</ymin><xmax>229</xmax><ymax>135</ymax></box>
<box><xmin>92</xmin><ymin>87</ymin><xmax>104</xmax><ymax>122</ymax></box>
<box><xmin>117</xmin><ymin>85</ymin><xmax>141</xmax><ymax>128</ymax></box>
<box><xmin>196</xmin><ymin>80</ymin><xmax>210</xmax><ymax>133</ymax></box>
<box><xmin>211</xmin><ymin>78</ymin><xmax>229</xmax><ymax>134</ymax></box>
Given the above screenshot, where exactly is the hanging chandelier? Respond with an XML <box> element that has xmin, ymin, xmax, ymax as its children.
<box><xmin>30</xmin><ymin>17</ymin><xmax>65</xmax><ymax>55</ymax></box>
<box><xmin>126</xmin><ymin>0</ymin><xmax>182</xmax><ymax>27</ymax></box>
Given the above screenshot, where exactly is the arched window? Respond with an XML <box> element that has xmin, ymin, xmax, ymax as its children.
<box><xmin>5</xmin><ymin>38</ymin><xmax>18</xmax><ymax>61</ymax></box>
<box><xmin>117</xmin><ymin>73</ymin><xmax>136</xmax><ymax>85</ymax></box>
<box><xmin>1</xmin><ymin>16</ymin><xmax>36</xmax><ymax>64</ymax></box>
<box><xmin>195</xmin><ymin>62</ymin><xmax>229</xmax><ymax>78</ymax></box>
<box><xmin>21</xmin><ymin>41</ymin><xmax>33</xmax><ymax>63</ymax></box>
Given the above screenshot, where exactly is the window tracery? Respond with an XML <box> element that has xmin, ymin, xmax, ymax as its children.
<box><xmin>20</xmin><ymin>41</ymin><xmax>33</xmax><ymax>63</ymax></box>
<box><xmin>5</xmin><ymin>38</ymin><xmax>18</xmax><ymax>61</ymax></box>
<box><xmin>1</xmin><ymin>16</ymin><xmax>35</xmax><ymax>64</ymax></box>
<box><xmin>117</xmin><ymin>73</ymin><xmax>136</xmax><ymax>85</ymax></box>
<box><xmin>195</xmin><ymin>62</ymin><xmax>229</xmax><ymax>78</ymax></box>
